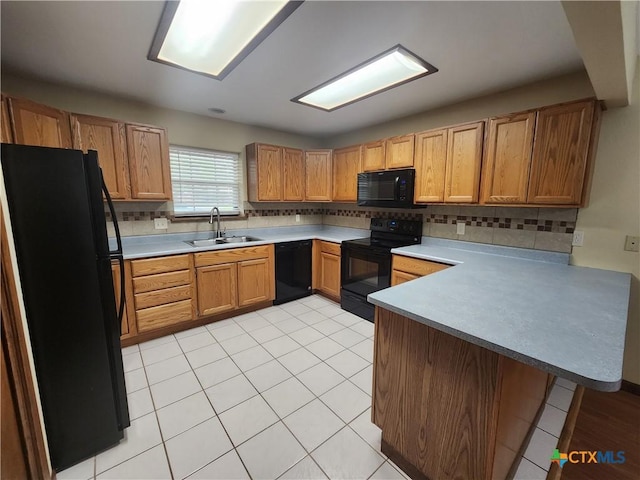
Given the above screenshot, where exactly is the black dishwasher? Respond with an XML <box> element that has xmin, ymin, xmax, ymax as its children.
<box><xmin>274</xmin><ymin>240</ymin><xmax>312</xmax><ymax>305</ymax></box>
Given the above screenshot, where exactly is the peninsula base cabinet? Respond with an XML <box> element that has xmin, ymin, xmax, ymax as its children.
<box><xmin>372</xmin><ymin>307</ymin><xmax>549</xmax><ymax>480</ymax></box>
<box><xmin>391</xmin><ymin>255</ymin><xmax>450</xmax><ymax>285</ymax></box>
<box><xmin>195</xmin><ymin>245</ymin><xmax>275</xmax><ymax>316</ymax></box>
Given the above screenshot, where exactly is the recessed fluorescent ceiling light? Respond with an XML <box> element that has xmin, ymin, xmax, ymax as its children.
<box><xmin>292</xmin><ymin>45</ymin><xmax>437</xmax><ymax>111</ymax></box>
<box><xmin>149</xmin><ymin>0</ymin><xmax>303</xmax><ymax>80</ymax></box>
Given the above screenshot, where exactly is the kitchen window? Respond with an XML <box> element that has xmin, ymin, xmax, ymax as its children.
<box><xmin>169</xmin><ymin>145</ymin><xmax>241</xmax><ymax>216</ymax></box>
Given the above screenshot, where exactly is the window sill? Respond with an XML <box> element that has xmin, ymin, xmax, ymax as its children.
<box><xmin>169</xmin><ymin>214</ymin><xmax>248</xmax><ymax>222</ymax></box>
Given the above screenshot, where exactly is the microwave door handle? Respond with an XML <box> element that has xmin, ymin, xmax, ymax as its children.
<box><xmin>394</xmin><ymin>175</ymin><xmax>400</xmax><ymax>199</ymax></box>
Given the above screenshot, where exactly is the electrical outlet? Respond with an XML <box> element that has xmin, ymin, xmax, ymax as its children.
<box><xmin>295</xmin><ymin>214</ymin><xmax>301</xmax><ymax>223</ymax></box>
<box><xmin>154</xmin><ymin>217</ymin><xmax>168</xmax><ymax>230</ymax></box>
<box><xmin>624</xmin><ymin>235</ymin><xmax>639</xmax><ymax>252</ymax></box>
<box><xmin>456</xmin><ymin>221</ymin><xmax>465</xmax><ymax>235</ymax></box>
<box><xmin>572</xmin><ymin>230</ymin><xmax>584</xmax><ymax>247</ymax></box>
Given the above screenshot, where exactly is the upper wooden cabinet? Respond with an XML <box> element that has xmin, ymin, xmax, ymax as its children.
<box><xmin>385</xmin><ymin>134</ymin><xmax>414</xmax><ymax>169</ymax></box>
<box><xmin>126</xmin><ymin>124</ymin><xmax>172</xmax><ymax>200</ymax></box>
<box><xmin>1</xmin><ymin>95</ymin><xmax>12</xmax><ymax>143</ymax></box>
<box><xmin>7</xmin><ymin>96</ymin><xmax>72</xmax><ymax>148</ymax></box>
<box><xmin>414</xmin><ymin>128</ymin><xmax>447</xmax><ymax>203</ymax></box>
<box><xmin>444</xmin><ymin>121</ymin><xmax>484</xmax><ymax>203</ymax></box>
<box><xmin>246</xmin><ymin>143</ymin><xmax>304</xmax><ymax>202</ymax></box>
<box><xmin>332</xmin><ymin>145</ymin><xmax>362</xmax><ymax>202</ymax></box>
<box><xmin>305</xmin><ymin>150</ymin><xmax>332</xmax><ymax>201</ymax></box>
<box><xmin>362</xmin><ymin>140</ymin><xmax>386</xmax><ymax>171</ymax></box>
<box><xmin>481</xmin><ymin>112</ymin><xmax>536</xmax><ymax>204</ymax></box>
<box><xmin>527</xmin><ymin>100</ymin><xmax>595</xmax><ymax>205</ymax></box>
<box><xmin>71</xmin><ymin>114</ymin><xmax>130</xmax><ymax>200</ymax></box>
<box><xmin>283</xmin><ymin>147</ymin><xmax>305</xmax><ymax>201</ymax></box>
<box><xmin>414</xmin><ymin>121</ymin><xmax>484</xmax><ymax>204</ymax></box>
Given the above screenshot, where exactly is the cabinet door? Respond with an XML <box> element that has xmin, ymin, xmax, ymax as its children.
<box><xmin>319</xmin><ymin>252</ymin><xmax>340</xmax><ymax>298</ymax></box>
<box><xmin>481</xmin><ymin>112</ymin><xmax>535</xmax><ymax>204</ymax></box>
<box><xmin>7</xmin><ymin>97</ymin><xmax>72</xmax><ymax>148</ymax></box>
<box><xmin>414</xmin><ymin>129</ymin><xmax>447</xmax><ymax>203</ymax></box>
<box><xmin>444</xmin><ymin>121</ymin><xmax>484</xmax><ymax>203</ymax></box>
<box><xmin>305</xmin><ymin>150</ymin><xmax>332</xmax><ymax>201</ymax></box>
<box><xmin>257</xmin><ymin>144</ymin><xmax>283</xmax><ymax>201</ymax></box>
<box><xmin>126</xmin><ymin>124</ymin><xmax>172</xmax><ymax>200</ymax></box>
<box><xmin>385</xmin><ymin>134</ymin><xmax>414</xmax><ymax>169</ymax></box>
<box><xmin>283</xmin><ymin>147</ymin><xmax>304</xmax><ymax>201</ymax></box>
<box><xmin>391</xmin><ymin>270</ymin><xmax>420</xmax><ymax>286</ymax></box>
<box><xmin>362</xmin><ymin>141</ymin><xmax>385</xmax><ymax>171</ymax></box>
<box><xmin>1</xmin><ymin>95</ymin><xmax>12</xmax><ymax>143</ymax></box>
<box><xmin>197</xmin><ymin>263</ymin><xmax>237</xmax><ymax>316</ymax></box>
<box><xmin>237</xmin><ymin>258</ymin><xmax>270</xmax><ymax>307</ymax></box>
<box><xmin>527</xmin><ymin>100</ymin><xmax>594</xmax><ymax>205</ymax></box>
<box><xmin>72</xmin><ymin>114</ymin><xmax>130</xmax><ymax>199</ymax></box>
<box><xmin>332</xmin><ymin>145</ymin><xmax>362</xmax><ymax>202</ymax></box>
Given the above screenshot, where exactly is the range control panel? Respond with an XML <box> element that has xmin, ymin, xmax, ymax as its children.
<box><xmin>370</xmin><ymin>217</ymin><xmax>422</xmax><ymax>236</ymax></box>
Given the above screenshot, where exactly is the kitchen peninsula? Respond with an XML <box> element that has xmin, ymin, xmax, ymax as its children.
<box><xmin>368</xmin><ymin>241</ymin><xmax>630</xmax><ymax>480</ymax></box>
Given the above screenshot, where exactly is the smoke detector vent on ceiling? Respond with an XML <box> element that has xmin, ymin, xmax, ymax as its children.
<box><xmin>208</xmin><ymin>108</ymin><xmax>226</xmax><ymax>114</ymax></box>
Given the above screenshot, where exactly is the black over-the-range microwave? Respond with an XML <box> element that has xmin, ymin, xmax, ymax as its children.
<box><xmin>357</xmin><ymin>168</ymin><xmax>415</xmax><ymax>208</ymax></box>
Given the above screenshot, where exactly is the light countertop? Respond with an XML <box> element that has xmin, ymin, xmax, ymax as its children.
<box><xmin>368</xmin><ymin>239</ymin><xmax>631</xmax><ymax>392</ymax></box>
<box><xmin>117</xmin><ymin>225</ymin><xmax>367</xmax><ymax>260</ymax></box>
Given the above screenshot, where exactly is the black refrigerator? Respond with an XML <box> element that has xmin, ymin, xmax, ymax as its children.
<box><xmin>1</xmin><ymin>143</ymin><xmax>130</xmax><ymax>471</ymax></box>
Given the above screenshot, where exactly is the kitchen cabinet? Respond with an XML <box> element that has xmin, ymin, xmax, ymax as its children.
<box><xmin>444</xmin><ymin>121</ymin><xmax>484</xmax><ymax>203</ymax></box>
<box><xmin>528</xmin><ymin>100</ymin><xmax>595</xmax><ymax>205</ymax></box>
<box><xmin>126</xmin><ymin>124</ymin><xmax>172</xmax><ymax>200</ymax></box>
<box><xmin>1</xmin><ymin>95</ymin><xmax>12</xmax><ymax>143</ymax></box>
<box><xmin>385</xmin><ymin>134</ymin><xmax>414</xmax><ymax>169</ymax></box>
<box><xmin>414</xmin><ymin>121</ymin><xmax>483</xmax><ymax>204</ymax></box>
<box><xmin>195</xmin><ymin>244</ymin><xmax>275</xmax><ymax>316</ymax></box>
<box><xmin>305</xmin><ymin>149</ymin><xmax>332</xmax><ymax>201</ymax></box>
<box><xmin>391</xmin><ymin>255</ymin><xmax>449</xmax><ymax>286</ymax></box>
<box><xmin>413</xmin><ymin>128</ymin><xmax>447</xmax><ymax>203</ymax></box>
<box><xmin>313</xmin><ymin>240</ymin><xmax>340</xmax><ymax>300</ymax></box>
<box><xmin>129</xmin><ymin>254</ymin><xmax>196</xmax><ymax>333</ymax></box>
<box><xmin>481</xmin><ymin>112</ymin><xmax>536</xmax><ymax>204</ymax></box>
<box><xmin>6</xmin><ymin>96</ymin><xmax>72</xmax><ymax>148</ymax></box>
<box><xmin>71</xmin><ymin>114</ymin><xmax>130</xmax><ymax>200</ymax></box>
<box><xmin>332</xmin><ymin>144</ymin><xmax>362</xmax><ymax>202</ymax></box>
<box><xmin>362</xmin><ymin>140</ymin><xmax>386</xmax><ymax>171</ymax></box>
<box><xmin>283</xmin><ymin>147</ymin><xmax>305</xmax><ymax>201</ymax></box>
<box><xmin>246</xmin><ymin>143</ymin><xmax>283</xmax><ymax>201</ymax></box>
<box><xmin>246</xmin><ymin>144</ymin><xmax>304</xmax><ymax>202</ymax></box>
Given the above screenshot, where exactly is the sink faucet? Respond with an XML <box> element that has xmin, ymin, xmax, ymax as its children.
<box><xmin>209</xmin><ymin>207</ymin><xmax>223</xmax><ymax>238</ymax></box>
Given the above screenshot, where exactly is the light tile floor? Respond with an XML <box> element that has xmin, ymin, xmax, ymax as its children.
<box><xmin>58</xmin><ymin>295</ymin><xmax>574</xmax><ymax>480</ymax></box>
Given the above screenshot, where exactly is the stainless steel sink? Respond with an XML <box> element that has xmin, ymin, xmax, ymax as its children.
<box><xmin>185</xmin><ymin>236</ymin><xmax>262</xmax><ymax>247</ymax></box>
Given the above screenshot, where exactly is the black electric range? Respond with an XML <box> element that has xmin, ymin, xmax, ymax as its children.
<box><xmin>340</xmin><ymin>218</ymin><xmax>422</xmax><ymax>322</ymax></box>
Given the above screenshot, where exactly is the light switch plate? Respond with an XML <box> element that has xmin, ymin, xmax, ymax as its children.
<box><xmin>572</xmin><ymin>230</ymin><xmax>584</xmax><ymax>247</ymax></box>
<box><xmin>456</xmin><ymin>221</ymin><xmax>465</xmax><ymax>235</ymax></box>
<box><xmin>624</xmin><ymin>235</ymin><xmax>639</xmax><ymax>252</ymax></box>
<box><xmin>154</xmin><ymin>217</ymin><xmax>168</xmax><ymax>230</ymax></box>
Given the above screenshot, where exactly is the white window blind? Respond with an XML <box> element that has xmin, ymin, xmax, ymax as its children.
<box><xmin>169</xmin><ymin>145</ymin><xmax>241</xmax><ymax>216</ymax></box>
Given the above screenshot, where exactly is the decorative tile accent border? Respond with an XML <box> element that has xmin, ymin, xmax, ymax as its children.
<box><xmin>245</xmin><ymin>208</ymin><xmax>324</xmax><ymax>217</ymax></box>
<box><xmin>105</xmin><ymin>210</ymin><xmax>170</xmax><ymax>221</ymax></box>
<box><xmin>427</xmin><ymin>214</ymin><xmax>575</xmax><ymax>234</ymax></box>
<box><xmin>324</xmin><ymin>209</ymin><xmax>423</xmax><ymax>221</ymax></box>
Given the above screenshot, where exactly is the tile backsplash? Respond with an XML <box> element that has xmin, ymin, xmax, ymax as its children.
<box><xmin>105</xmin><ymin>201</ymin><xmax>577</xmax><ymax>254</ymax></box>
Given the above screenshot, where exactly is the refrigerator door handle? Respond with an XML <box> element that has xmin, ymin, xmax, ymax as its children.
<box><xmin>101</xmin><ymin>172</ymin><xmax>123</xmax><ymax>257</ymax></box>
<box><xmin>115</xmin><ymin>254</ymin><xmax>125</xmax><ymax>332</ymax></box>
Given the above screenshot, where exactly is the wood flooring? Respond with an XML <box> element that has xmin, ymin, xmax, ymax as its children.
<box><xmin>560</xmin><ymin>388</ymin><xmax>640</xmax><ymax>480</ymax></box>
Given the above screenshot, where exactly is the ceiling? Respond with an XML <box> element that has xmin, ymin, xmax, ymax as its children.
<box><xmin>0</xmin><ymin>1</ymin><xmax>585</xmax><ymax>137</ymax></box>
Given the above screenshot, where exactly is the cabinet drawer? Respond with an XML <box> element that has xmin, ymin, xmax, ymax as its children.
<box><xmin>135</xmin><ymin>284</ymin><xmax>192</xmax><ymax>310</ymax></box>
<box><xmin>194</xmin><ymin>245</ymin><xmax>271</xmax><ymax>267</ymax></box>
<box><xmin>319</xmin><ymin>241</ymin><xmax>340</xmax><ymax>256</ymax></box>
<box><xmin>131</xmin><ymin>254</ymin><xmax>190</xmax><ymax>277</ymax></box>
<box><xmin>136</xmin><ymin>300</ymin><xmax>192</xmax><ymax>332</ymax></box>
<box><xmin>392</xmin><ymin>255</ymin><xmax>449</xmax><ymax>277</ymax></box>
<box><xmin>133</xmin><ymin>269</ymin><xmax>191</xmax><ymax>293</ymax></box>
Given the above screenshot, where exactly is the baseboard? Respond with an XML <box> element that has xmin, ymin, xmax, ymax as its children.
<box><xmin>621</xmin><ymin>380</ymin><xmax>640</xmax><ymax>396</ymax></box>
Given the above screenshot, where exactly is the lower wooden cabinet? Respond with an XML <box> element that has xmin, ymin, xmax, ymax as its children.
<box><xmin>314</xmin><ymin>241</ymin><xmax>341</xmax><ymax>300</ymax></box>
<box><xmin>129</xmin><ymin>254</ymin><xmax>196</xmax><ymax>333</ymax></box>
<box><xmin>197</xmin><ymin>263</ymin><xmax>238</xmax><ymax>316</ymax></box>
<box><xmin>391</xmin><ymin>255</ymin><xmax>449</xmax><ymax>286</ymax></box>
<box><xmin>195</xmin><ymin>244</ymin><xmax>275</xmax><ymax>316</ymax></box>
